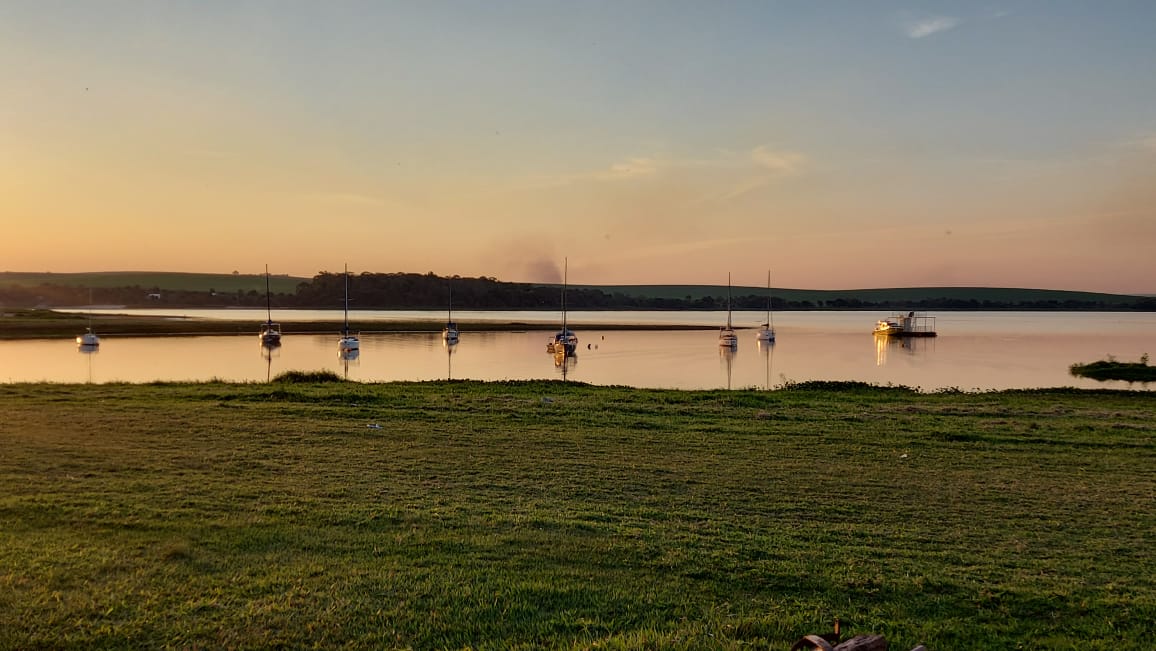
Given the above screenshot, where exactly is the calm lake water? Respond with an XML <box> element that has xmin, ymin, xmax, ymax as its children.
<box><xmin>5</xmin><ymin>310</ymin><xmax>1154</xmax><ymax>391</ymax></box>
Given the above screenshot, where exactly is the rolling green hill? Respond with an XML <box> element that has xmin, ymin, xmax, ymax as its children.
<box><xmin>0</xmin><ymin>272</ymin><xmax>1147</xmax><ymax>309</ymax></box>
<box><xmin>575</xmin><ymin>284</ymin><xmax>1145</xmax><ymax>306</ymax></box>
<box><xmin>0</xmin><ymin>271</ymin><xmax>307</xmax><ymax>294</ymax></box>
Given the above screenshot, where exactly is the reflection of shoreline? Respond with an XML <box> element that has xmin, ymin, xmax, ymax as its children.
<box><xmin>875</xmin><ymin>333</ymin><xmax>934</xmax><ymax>366</ymax></box>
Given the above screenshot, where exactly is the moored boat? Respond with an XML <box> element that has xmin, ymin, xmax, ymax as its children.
<box><xmin>77</xmin><ymin>289</ymin><xmax>100</xmax><ymax>348</ymax></box>
<box><xmin>755</xmin><ymin>269</ymin><xmax>776</xmax><ymax>343</ymax></box>
<box><xmin>443</xmin><ymin>284</ymin><xmax>460</xmax><ymax>344</ymax></box>
<box><xmin>874</xmin><ymin>312</ymin><xmax>937</xmax><ymax>337</ymax></box>
<box><xmin>76</xmin><ymin>328</ymin><xmax>100</xmax><ymax>348</ymax></box>
<box><xmin>546</xmin><ymin>258</ymin><xmax>578</xmax><ymax>357</ymax></box>
<box><xmin>259</xmin><ymin>265</ymin><xmax>282</xmax><ymax>347</ymax></box>
<box><xmin>338</xmin><ymin>264</ymin><xmax>360</xmax><ymax>353</ymax></box>
<box><xmin>719</xmin><ymin>272</ymin><xmax>738</xmax><ymax>348</ymax></box>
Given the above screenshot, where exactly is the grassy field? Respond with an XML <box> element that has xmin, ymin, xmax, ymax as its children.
<box><xmin>1</xmin><ymin>381</ymin><xmax>1153</xmax><ymax>649</ymax></box>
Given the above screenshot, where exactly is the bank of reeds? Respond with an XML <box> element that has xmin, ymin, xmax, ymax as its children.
<box><xmin>1070</xmin><ymin>354</ymin><xmax>1155</xmax><ymax>383</ymax></box>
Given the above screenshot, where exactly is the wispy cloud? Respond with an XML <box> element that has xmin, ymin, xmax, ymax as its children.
<box><xmin>603</xmin><ymin>157</ymin><xmax>661</xmax><ymax>179</ymax></box>
<box><xmin>1134</xmin><ymin>134</ymin><xmax>1156</xmax><ymax>153</ymax></box>
<box><xmin>904</xmin><ymin>16</ymin><xmax>961</xmax><ymax>39</ymax></box>
<box><xmin>711</xmin><ymin>145</ymin><xmax>807</xmax><ymax>202</ymax></box>
<box><xmin>750</xmin><ymin>146</ymin><xmax>806</xmax><ymax>175</ymax></box>
<box><xmin>300</xmin><ymin>192</ymin><xmax>387</xmax><ymax>207</ymax></box>
<box><xmin>506</xmin><ymin>145</ymin><xmax>807</xmax><ymax>200</ymax></box>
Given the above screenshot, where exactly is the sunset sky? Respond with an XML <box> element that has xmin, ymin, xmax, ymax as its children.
<box><xmin>2</xmin><ymin>1</ymin><xmax>1154</xmax><ymax>293</ymax></box>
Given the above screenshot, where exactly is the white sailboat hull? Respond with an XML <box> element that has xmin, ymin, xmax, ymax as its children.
<box><xmin>76</xmin><ymin>332</ymin><xmax>100</xmax><ymax>347</ymax></box>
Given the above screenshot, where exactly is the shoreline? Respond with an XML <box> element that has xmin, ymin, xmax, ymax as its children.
<box><xmin>0</xmin><ymin>310</ymin><xmax>715</xmax><ymax>339</ymax></box>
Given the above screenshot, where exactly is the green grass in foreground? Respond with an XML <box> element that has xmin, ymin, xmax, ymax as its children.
<box><xmin>1</xmin><ymin>382</ymin><xmax>1153</xmax><ymax>649</ymax></box>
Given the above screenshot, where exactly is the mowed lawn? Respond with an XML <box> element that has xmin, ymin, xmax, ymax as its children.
<box><xmin>1</xmin><ymin>381</ymin><xmax>1153</xmax><ymax>649</ymax></box>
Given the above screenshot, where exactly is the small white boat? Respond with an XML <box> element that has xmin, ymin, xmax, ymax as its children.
<box><xmin>338</xmin><ymin>264</ymin><xmax>360</xmax><ymax>352</ymax></box>
<box><xmin>755</xmin><ymin>269</ymin><xmax>776</xmax><ymax>343</ymax></box>
<box><xmin>719</xmin><ymin>272</ymin><xmax>738</xmax><ymax>348</ymax></box>
<box><xmin>77</xmin><ymin>289</ymin><xmax>100</xmax><ymax>348</ymax></box>
<box><xmin>442</xmin><ymin>284</ymin><xmax>460</xmax><ymax>343</ymax></box>
<box><xmin>76</xmin><ymin>327</ymin><xmax>100</xmax><ymax>348</ymax></box>
<box><xmin>259</xmin><ymin>265</ymin><xmax>282</xmax><ymax>347</ymax></box>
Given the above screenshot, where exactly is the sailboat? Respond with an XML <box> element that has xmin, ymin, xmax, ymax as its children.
<box><xmin>442</xmin><ymin>283</ymin><xmax>460</xmax><ymax>344</ymax></box>
<box><xmin>755</xmin><ymin>270</ymin><xmax>776</xmax><ymax>343</ymax></box>
<box><xmin>718</xmin><ymin>272</ymin><xmax>738</xmax><ymax>348</ymax></box>
<box><xmin>76</xmin><ymin>288</ymin><xmax>100</xmax><ymax>348</ymax></box>
<box><xmin>259</xmin><ymin>265</ymin><xmax>282</xmax><ymax>346</ymax></box>
<box><xmin>546</xmin><ymin>258</ymin><xmax>578</xmax><ymax>357</ymax></box>
<box><xmin>338</xmin><ymin>264</ymin><xmax>360</xmax><ymax>353</ymax></box>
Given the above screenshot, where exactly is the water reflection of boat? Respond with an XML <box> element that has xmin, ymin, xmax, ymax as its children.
<box><xmin>755</xmin><ymin>270</ymin><xmax>776</xmax><ymax>343</ymax></box>
<box><xmin>875</xmin><ymin>331</ymin><xmax>935</xmax><ymax>366</ymax></box>
<box><xmin>720</xmin><ymin>345</ymin><xmax>736</xmax><ymax>389</ymax></box>
<box><xmin>444</xmin><ymin>338</ymin><xmax>457</xmax><ymax>379</ymax></box>
<box><xmin>338</xmin><ymin>264</ymin><xmax>360</xmax><ymax>353</ymax></box>
<box><xmin>874</xmin><ymin>312</ymin><xmax>936</xmax><ymax>337</ymax></box>
<box><xmin>259</xmin><ymin>265</ymin><xmax>282</xmax><ymax>346</ymax></box>
<box><xmin>339</xmin><ymin>347</ymin><xmax>360</xmax><ymax>379</ymax></box>
<box><xmin>261</xmin><ymin>340</ymin><xmax>280</xmax><ymax>381</ymax></box>
<box><xmin>554</xmin><ymin>351</ymin><xmax>576</xmax><ymax>379</ymax></box>
<box><xmin>758</xmin><ymin>338</ymin><xmax>775</xmax><ymax>390</ymax></box>
<box><xmin>79</xmin><ymin>341</ymin><xmax>98</xmax><ymax>382</ymax></box>
<box><xmin>546</xmin><ymin>258</ymin><xmax>578</xmax><ymax>357</ymax></box>
<box><xmin>719</xmin><ymin>273</ymin><xmax>738</xmax><ymax>349</ymax></box>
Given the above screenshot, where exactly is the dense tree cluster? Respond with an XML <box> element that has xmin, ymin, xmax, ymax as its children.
<box><xmin>2</xmin><ymin>272</ymin><xmax>1153</xmax><ymax>311</ymax></box>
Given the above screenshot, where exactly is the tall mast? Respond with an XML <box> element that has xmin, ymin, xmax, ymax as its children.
<box><xmin>561</xmin><ymin>257</ymin><xmax>568</xmax><ymax>333</ymax></box>
<box><xmin>726</xmin><ymin>272</ymin><xmax>733</xmax><ymax>329</ymax></box>
<box><xmin>343</xmin><ymin>264</ymin><xmax>350</xmax><ymax>337</ymax></box>
<box><xmin>265</xmin><ymin>264</ymin><xmax>272</xmax><ymax>323</ymax></box>
<box><xmin>768</xmin><ymin>269</ymin><xmax>775</xmax><ymax>330</ymax></box>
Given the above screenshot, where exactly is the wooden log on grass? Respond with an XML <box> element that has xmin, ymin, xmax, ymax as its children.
<box><xmin>833</xmin><ymin>635</ymin><xmax>888</xmax><ymax>650</ymax></box>
<box><xmin>792</xmin><ymin>633</ymin><xmax>889</xmax><ymax>651</ymax></box>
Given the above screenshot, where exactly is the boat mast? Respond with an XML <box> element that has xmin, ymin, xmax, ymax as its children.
<box><xmin>767</xmin><ymin>269</ymin><xmax>773</xmax><ymax>330</ymax></box>
<box><xmin>726</xmin><ymin>272</ymin><xmax>733</xmax><ymax>329</ymax></box>
<box><xmin>265</xmin><ymin>264</ymin><xmax>273</xmax><ymax>324</ymax></box>
<box><xmin>561</xmin><ymin>257</ymin><xmax>568</xmax><ymax>334</ymax></box>
<box><xmin>343</xmin><ymin>264</ymin><xmax>350</xmax><ymax>338</ymax></box>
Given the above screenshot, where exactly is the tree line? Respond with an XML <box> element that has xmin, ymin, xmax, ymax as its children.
<box><xmin>2</xmin><ymin>272</ymin><xmax>1154</xmax><ymax>311</ymax></box>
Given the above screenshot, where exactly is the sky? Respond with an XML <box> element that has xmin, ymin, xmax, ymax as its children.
<box><xmin>2</xmin><ymin>1</ymin><xmax>1155</xmax><ymax>293</ymax></box>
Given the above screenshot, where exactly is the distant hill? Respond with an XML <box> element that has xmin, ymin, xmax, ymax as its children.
<box><xmin>0</xmin><ymin>271</ymin><xmax>307</xmax><ymax>294</ymax></box>
<box><xmin>0</xmin><ymin>271</ymin><xmax>1150</xmax><ymax>310</ymax></box>
<box><xmin>574</xmin><ymin>284</ymin><xmax>1145</xmax><ymax>306</ymax></box>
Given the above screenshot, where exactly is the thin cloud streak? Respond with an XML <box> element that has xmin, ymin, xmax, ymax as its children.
<box><xmin>905</xmin><ymin>16</ymin><xmax>961</xmax><ymax>39</ymax></box>
<box><xmin>750</xmin><ymin>146</ymin><xmax>806</xmax><ymax>174</ymax></box>
<box><xmin>298</xmin><ymin>192</ymin><xmax>388</xmax><ymax>207</ymax></box>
